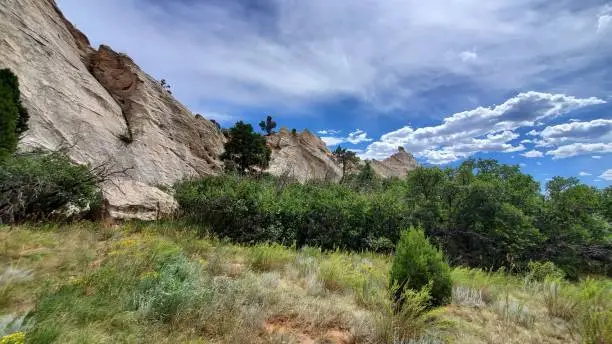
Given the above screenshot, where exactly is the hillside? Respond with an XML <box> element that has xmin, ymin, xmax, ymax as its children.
<box><xmin>1</xmin><ymin>223</ymin><xmax>609</xmax><ymax>343</ymax></box>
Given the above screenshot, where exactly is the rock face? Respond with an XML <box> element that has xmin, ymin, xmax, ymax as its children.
<box><xmin>0</xmin><ymin>0</ymin><xmax>225</xmax><ymax>220</ymax></box>
<box><xmin>266</xmin><ymin>128</ymin><xmax>342</xmax><ymax>182</ymax></box>
<box><xmin>369</xmin><ymin>147</ymin><xmax>419</xmax><ymax>178</ymax></box>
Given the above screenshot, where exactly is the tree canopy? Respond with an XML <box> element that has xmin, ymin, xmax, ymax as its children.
<box><xmin>220</xmin><ymin>121</ymin><xmax>271</xmax><ymax>173</ymax></box>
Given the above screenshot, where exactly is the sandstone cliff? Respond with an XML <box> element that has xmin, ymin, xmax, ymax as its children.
<box><xmin>266</xmin><ymin>128</ymin><xmax>342</xmax><ymax>182</ymax></box>
<box><xmin>370</xmin><ymin>147</ymin><xmax>419</xmax><ymax>178</ymax></box>
<box><xmin>0</xmin><ymin>0</ymin><xmax>225</xmax><ymax>220</ymax></box>
<box><xmin>266</xmin><ymin>130</ymin><xmax>418</xmax><ymax>181</ymax></box>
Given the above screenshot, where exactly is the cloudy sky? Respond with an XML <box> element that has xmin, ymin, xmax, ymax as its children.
<box><xmin>58</xmin><ymin>0</ymin><xmax>612</xmax><ymax>186</ymax></box>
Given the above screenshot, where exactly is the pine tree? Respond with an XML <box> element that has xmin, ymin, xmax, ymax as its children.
<box><xmin>259</xmin><ymin>115</ymin><xmax>277</xmax><ymax>135</ymax></box>
<box><xmin>221</xmin><ymin>121</ymin><xmax>271</xmax><ymax>173</ymax></box>
<box><xmin>332</xmin><ymin>146</ymin><xmax>359</xmax><ymax>182</ymax></box>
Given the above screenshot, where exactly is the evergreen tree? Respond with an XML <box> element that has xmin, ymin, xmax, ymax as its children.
<box><xmin>221</xmin><ymin>121</ymin><xmax>271</xmax><ymax>173</ymax></box>
<box><xmin>390</xmin><ymin>227</ymin><xmax>452</xmax><ymax>307</ymax></box>
<box><xmin>332</xmin><ymin>146</ymin><xmax>359</xmax><ymax>182</ymax></box>
<box><xmin>259</xmin><ymin>115</ymin><xmax>277</xmax><ymax>135</ymax></box>
<box><xmin>0</xmin><ymin>69</ymin><xmax>29</xmax><ymax>159</ymax></box>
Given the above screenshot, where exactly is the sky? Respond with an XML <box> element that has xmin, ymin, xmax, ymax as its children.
<box><xmin>57</xmin><ymin>0</ymin><xmax>612</xmax><ymax>187</ymax></box>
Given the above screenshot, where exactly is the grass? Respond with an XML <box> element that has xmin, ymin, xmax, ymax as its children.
<box><xmin>0</xmin><ymin>222</ymin><xmax>610</xmax><ymax>343</ymax></box>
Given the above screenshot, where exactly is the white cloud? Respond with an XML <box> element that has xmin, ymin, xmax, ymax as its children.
<box><xmin>546</xmin><ymin>142</ymin><xmax>612</xmax><ymax>159</ymax></box>
<box><xmin>318</xmin><ymin>129</ymin><xmax>341</xmax><ymax>135</ymax></box>
<box><xmin>536</xmin><ymin>119</ymin><xmax>612</xmax><ymax>147</ymax></box>
<box><xmin>320</xmin><ymin>136</ymin><xmax>345</xmax><ymax>146</ymax></box>
<box><xmin>520</xmin><ymin>139</ymin><xmax>532</xmax><ymax>144</ymax></box>
<box><xmin>519</xmin><ymin>163</ymin><xmax>527</xmax><ymax>167</ymax></box>
<box><xmin>346</xmin><ymin>129</ymin><xmax>373</xmax><ymax>144</ymax></box>
<box><xmin>598</xmin><ymin>15</ymin><xmax>612</xmax><ymax>33</ymax></box>
<box><xmin>593</xmin><ymin>155</ymin><xmax>602</xmax><ymax>159</ymax></box>
<box><xmin>579</xmin><ymin>171</ymin><xmax>592</xmax><ymax>176</ymax></box>
<box><xmin>600</xmin><ymin>169</ymin><xmax>612</xmax><ymax>181</ymax></box>
<box><xmin>521</xmin><ymin>150</ymin><xmax>544</xmax><ymax>158</ymax></box>
<box><xmin>362</xmin><ymin>92</ymin><xmax>604</xmax><ymax>163</ymax></box>
<box><xmin>56</xmin><ymin>0</ymin><xmax>612</xmax><ymax>112</ymax></box>
<box><xmin>537</xmin><ymin>162</ymin><xmax>543</xmax><ymax>166</ymax></box>
<box><xmin>321</xmin><ymin>129</ymin><xmax>372</xmax><ymax>147</ymax></box>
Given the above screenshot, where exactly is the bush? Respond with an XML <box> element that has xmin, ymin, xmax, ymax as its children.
<box><xmin>0</xmin><ymin>69</ymin><xmax>29</xmax><ymax>159</ymax></box>
<box><xmin>390</xmin><ymin>228</ymin><xmax>452</xmax><ymax>307</ymax></box>
<box><xmin>0</xmin><ymin>151</ymin><xmax>101</xmax><ymax>223</ymax></box>
<box><xmin>175</xmin><ymin>174</ymin><xmax>410</xmax><ymax>250</ymax></box>
<box><xmin>526</xmin><ymin>261</ymin><xmax>565</xmax><ymax>282</ymax></box>
<box><xmin>176</xmin><ymin>158</ymin><xmax>611</xmax><ymax>278</ymax></box>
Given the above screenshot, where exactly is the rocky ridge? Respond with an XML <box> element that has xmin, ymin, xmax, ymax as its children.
<box><xmin>266</xmin><ymin>128</ymin><xmax>342</xmax><ymax>182</ymax></box>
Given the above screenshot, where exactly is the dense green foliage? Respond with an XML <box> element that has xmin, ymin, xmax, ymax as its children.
<box><xmin>175</xmin><ymin>173</ymin><xmax>408</xmax><ymax>250</ymax></box>
<box><xmin>390</xmin><ymin>228</ymin><xmax>452</xmax><ymax>307</ymax></box>
<box><xmin>176</xmin><ymin>158</ymin><xmax>611</xmax><ymax>277</ymax></box>
<box><xmin>0</xmin><ymin>69</ymin><xmax>29</xmax><ymax>159</ymax></box>
<box><xmin>220</xmin><ymin>121</ymin><xmax>271</xmax><ymax>173</ymax></box>
<box><xmin>0</xmin><ymin>151</ymin><xmax>101</xmax><ymax>223</ymax></box>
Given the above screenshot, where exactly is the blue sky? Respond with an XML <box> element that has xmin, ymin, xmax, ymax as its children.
<box><xmin>57</xmin><ymin>0</ymin><xmax>612</xmax><ymax>186</ymax></box>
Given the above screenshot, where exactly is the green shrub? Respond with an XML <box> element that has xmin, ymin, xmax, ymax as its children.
<box><xmin>526</xmin><ymin>261</ymin><xmax>565</xmax><ymax>282</ymax></box>
<box><xmin>174</xmin><ymin>174</ymin><xmax>410</xmax><ymax>250</ymax></box>
<box><xmin>0</xmin><ymin>332</ymin><xmax>25</xmax><ymax>344</ymax></box>
<box><xmin>0</xmin><ymin>151</ymin><xmax>101</xmax><ymax>223</ymax></box>
<box><xmin>134</xmin><ymin>254</ymin><xmax>200</xmax><ymax>322</ymax></box>
<box><xmin>0</xmin><ymin>69</ymin><xmax>29</xmax><ymax>159</ymax></box>
<box><xmin>373</xmin><ymin>286</ymin><xmax>448</xmax><ymax>343</ymax></box>
<box><xmin>390</xmin><ymin>228</ymin><xmax>452</xmax><ymax>307</ymax></box>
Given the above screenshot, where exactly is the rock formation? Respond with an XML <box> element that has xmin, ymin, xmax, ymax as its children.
<box><xmin>266</xmin><ymin>131</ymin><xmax>418</xmax><ymax>181</ymax></box>
<box><xmin>266</xmin><ymin>128</ymin><xmax>342</xmax><ymax>182</ymax></box>
<box><xmin>0</xmin><ymin>0</ymin><xmax>225</xmax><ymax>220</ymax></box>
<box><xmin>370</xmin><ymin>147</ymin><xmax>419</xmax><ymax>178</ymax></box>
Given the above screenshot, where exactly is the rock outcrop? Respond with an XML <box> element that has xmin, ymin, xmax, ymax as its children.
<box><xmin>369</xmin><ymin>147</ymin><xmax>419</xmax><ymax>178</ymax></box>
<box><xmin>266</xmin><ymin>128</ymin><xmax>342</xmax><ymax>182</ymax></box>
<box><xmin>266</xmin><ymin>131</ymin><xmax>418</xmax><ymax>181</ymax></box>
<box><xmin>0</xmin><ymin>0</ymin><xmax>225</xmax><ymax>220</ymax></box>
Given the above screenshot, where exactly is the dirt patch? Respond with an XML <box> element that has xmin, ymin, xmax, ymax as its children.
<box><xmin>264</xmin><ymin>315</ymin><xmax>354</xmax><ymax>344</ymax></box>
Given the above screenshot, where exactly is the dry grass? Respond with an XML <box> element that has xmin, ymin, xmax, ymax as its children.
<box><xmin>0</xmin><ymin>222</ymin><xmax>609</xmax><ymax>344</ymax></box>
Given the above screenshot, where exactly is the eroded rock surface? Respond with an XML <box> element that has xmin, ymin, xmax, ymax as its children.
<box><xmin>266</xmin><ymin>128</ymin><xmax>342</xmax><ymax>182</ymax></box>
<box><xmin>0</xmin><ymin>0</ymin><xmax>224</xmax><ymax>219</ymax></box>
<box><xmin>370</xmin><ymin>147</ymin><xmax>419</xmax><ymax>178</ymax></box>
